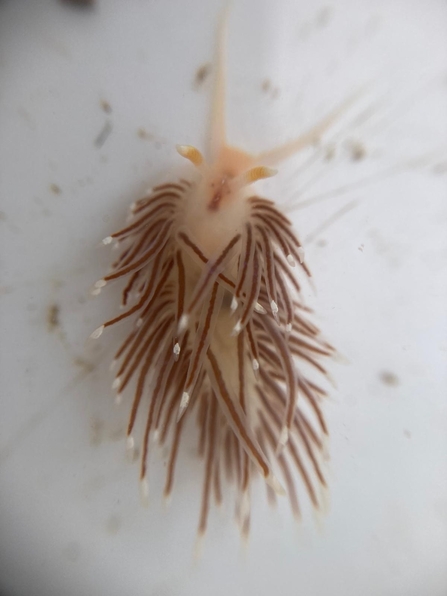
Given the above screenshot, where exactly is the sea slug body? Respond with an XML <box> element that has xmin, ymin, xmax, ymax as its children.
<box><xmin>91</xmin><ymin>10</ymin><xmax>344</xmax><ymax>536</ymax></box>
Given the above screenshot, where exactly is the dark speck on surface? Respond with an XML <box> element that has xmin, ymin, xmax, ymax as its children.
<box><xmin>94</xmin><ymin>120</ymin><xmax>113</xmax><ymax>148</ymax></box>
<box><xmin>379</xmin><ymin>370</ymin><xmax>399</xmax><ymax>387</ymax></box>
<box><xmin>137</xmin><ymin>127</ymin><xmax>154</xmax><ymax>140</ymax></box>
<box><xmin>261</xmin><ymin>78</ymin><xmax>279</xmax><ymax>99</ymax></box>
<box><xmin>347</xmin><ymin>139</ymin><xmax>366</xmax><ymax>161</ymax></box>
<box><xmin>47</xmin><ymin>303</ymin><xmax>60</xmax><ymax>332</ymax></box>
<box><xmin>100</xmin><ymin>99</ymin><xmax>112</xmax><ymax>114</ymax></box>
<box><xmin>194</xmin><ymin>63</ymin><xmax>211</xmax><ymax>89</ymax></box>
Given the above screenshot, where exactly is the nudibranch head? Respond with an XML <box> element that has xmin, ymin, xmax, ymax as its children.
<box><xmin>177</xmin><ymin>143</ymin><xmax>277</xmax><ymax>212</ymax></box>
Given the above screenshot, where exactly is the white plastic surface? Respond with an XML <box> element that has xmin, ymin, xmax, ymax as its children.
<box><xmin>1</xmin><ymin>1</ymin><xmax>446</xmax><ymax>595</ymax></box>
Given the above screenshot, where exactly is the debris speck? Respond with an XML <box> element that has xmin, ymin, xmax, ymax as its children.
<box><xmin>47</xmin><ymin>303</ymin><xmax>60</xmax><ymax>332</ymax></box>
<box><xmin>100</xmin><ymin>99</ymin><xmax>112</xmax><ymax>114</ymax></box>
<box><xmin>194</xmin><ymin>63</ymin><xmax>211</xmax><ymax>89</ymax></box>
<box><xmin>262</xmin><ymin>79</ymin><xmax>271</xmax><ymax>93</ymax></box>
<box><xmin>403</xmin><ymin>429</ymin><xmax>412</xmax><ymax>439</ymax></box>
<box><xmin>94</xmin><ymin>120</ymin><xmax>113</xmax><ymax>148</ymax></box>
<box><xmin>261</xmin><ymin>78</ymin><xmax>279</xmax><ymax>99</ymax></box>
<box><xmin>358</xmin><ymin>244</ymin><xmax>364</xmax><ymax>252</ymax></box>
<box><xmin>347</xmin><ymin>139</ymin><xmax>366</xmax><ymax>161</ymax></box>
<box><xmin>137</xmin><ymin>127</ymin><xmax>154</xmax><ymax>141</ymax></box>
<box><xmin>50</xmin><ymin>183</ymin><xmax>61</xmax><ymax>195</ymax></box>
<box><xmin>379</xmin><ymin>370</ymin><xmax>399</xmax><ymax>387</ymax></box>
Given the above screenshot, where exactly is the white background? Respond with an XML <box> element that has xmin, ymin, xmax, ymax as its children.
<box><xmin>0</xmin><ymin>1</ymin><xmax>446</xmax><ymax>595</ymax></box>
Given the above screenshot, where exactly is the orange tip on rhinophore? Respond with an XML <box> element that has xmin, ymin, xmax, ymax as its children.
<box><xmin>176</xmin><ymin>144</ymin><xmax>204</xmax><ymax>167</ymax></box>
<box><xmin>245</xmin><ymin>166</ymin><xmax>277</xmax><ymax>184</ymax></box>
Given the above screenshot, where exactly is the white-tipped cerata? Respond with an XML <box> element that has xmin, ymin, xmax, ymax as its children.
<box><xmin>286</xmin><ymin>254</ymin><xmax>296</xmax><ymax>267</ymax></box>
<box><xmin>177</xmin><ymin>391</ymin><xmax>190</xmax><ymax>421</ymax></box>
<box><xmin>90</xmin><ymin>325</ymin><xmax>104</xmax><ymax>339</ymax></box>
<box><xmin>231</xmin><ymin>320</ymin><xmax>242</xmax><ymax>336</ymax></box>
<box><xmin>173</xmin><ymin>342</ymin><xmax>181</xmax><ymax>359</ymax></box>
<box><xmin>254</xmin><ymin>302</ymin><xmax>267</xmax><ymax>314</ymax></box>
<box><xmin>278</xmin><ymin>426</ymin><xmax>289</xmax><ymax>450</ymax></box>
<box><xmin>178</xmin><ymin>314</ymin><xmax>189</xmax><ymax>334</ymax></box>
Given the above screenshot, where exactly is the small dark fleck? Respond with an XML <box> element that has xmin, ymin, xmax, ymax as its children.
<box><xmin>379</xmin><ymin>370</ymin><xmax>399</xmax><ymax>387</ymax></box>
<box><xmin>50</xmin><ymin>183</ymin><xmax>61</xmax><ymax>195</ymax></box>
<box><xmin>261</xmin><ymin>78</ymin><xmax>279</xmax><ymax>99</ymax></box>
<box><xmin>47</xmin><ymin>303</ymin><xmax>60</xmax><ymax>332</ymax></box>
<box><xmin>262</xmin><ymin>79</ymin><xmax>272</xmax><ymax>93</ymax></box>
<box><xmin>100</xmin><ymin>99</ymin><xmax>112</xmax><ymax>114</ymax></box>
<box><xmin>137</xmin><ymin>127</ymin><xmax>154</xmax><ymax>141</ymax></box>
<box><xmin>347</xmin><ymin>140</ymin><xmax>366</xmax><ymax>161</ymax></box>
<box><xmin>194</xmin><ymin>63</ymin><xmax>212</xmax><ymax>89</ymax></box>
<box><xmin>94</xmin><ymin>120</ymin><xmax>113</xmax><ymax>148</ymax></box>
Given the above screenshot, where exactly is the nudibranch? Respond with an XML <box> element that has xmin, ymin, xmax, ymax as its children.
<box><xmin>91</xmin><ymin>10</ymin><xmax>349</xmax><ymax>537</ymax></box>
